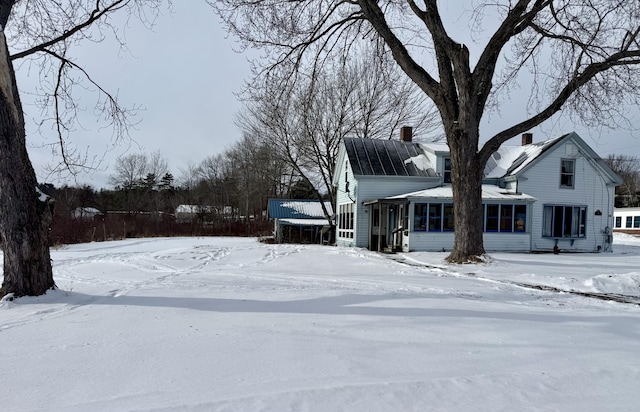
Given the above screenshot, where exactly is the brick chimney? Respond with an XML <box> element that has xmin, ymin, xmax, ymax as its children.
<box><xmin>522</xmin><ymin>132</ymin><xmax>533</xmax><ymax>146</ymax></box>
<box><xmin>400</xmin><ymin>126</ymin><xmax>413</xmax><ymax>142</ymax></box>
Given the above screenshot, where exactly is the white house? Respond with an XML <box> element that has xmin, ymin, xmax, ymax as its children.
<box><xmin>332</xmin><ymin>128</ymin><xmax>622</xmax><ymax>253</ymax></box>
<box><xmin>613</xmin><ymin>207</ymin><xmax>640</xmax><ymax>233</ymax></box>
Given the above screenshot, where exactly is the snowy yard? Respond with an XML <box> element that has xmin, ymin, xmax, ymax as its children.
<box><xmin>1</xmin><ymin>234</ymin><xmax>639</xmax><ymax>411</ymax></box>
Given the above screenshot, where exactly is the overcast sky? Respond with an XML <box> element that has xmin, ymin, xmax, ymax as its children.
<box><xmin>17</xmin><ymin>1</ymin><xmax>250</xmax><ymax>189</ymax></box>
<box><xmin>14</xmin><ymin>1</ymin><xmax>640</xmax><ymax>190</ymax></box>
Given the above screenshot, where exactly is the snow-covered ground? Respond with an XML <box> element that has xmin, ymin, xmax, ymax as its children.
<box><xmin>1</xmin><ymin>234</ymin><xmax>639</xmax><ymax>412</ymax></box>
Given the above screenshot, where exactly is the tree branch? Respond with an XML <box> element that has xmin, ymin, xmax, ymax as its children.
<box><xmin>10</xmin><ymin>0</ymin><xmax>128</xmax><ymax>61</ymax></box>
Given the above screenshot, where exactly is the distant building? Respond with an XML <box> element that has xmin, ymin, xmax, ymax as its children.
<box><xmin>71</xmin><ymin>207</ymin><xmax>102</xmax><ymax>220</ymax></box>
<box><xmin>613</xmin><ymin>207</ymin><xmax>640</xmax><ymax>234</ymax></box>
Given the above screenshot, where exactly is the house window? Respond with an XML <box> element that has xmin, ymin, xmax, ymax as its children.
<box><xmin>414</xmin><ymin>203</ymin><xmax>428</xmax><ymax>231</ymax></box>
<box><xmin>484</xmin><ymin>204</ymin><xmax>526</xmax><ymax>233</ymax></box>
<box><xmin>413</xmin><ymin>202</ymin><xmax>526</xmax><ymax>233</ymax></box>
<box><xmin>635</xmin><ymin>216</ymin><xmax>640</xmax><ymax>228</ymax></box>
<box><xmin>485</xmin><ymin>204</ymin><xmax>499</xmax><ymax>232</ymax></box>
<box><xmin>626</xmin><ymin>216</ymin><xmax>633</xmax><ymax>228</ymax></box>
<box><xmin>542</xmin><ymin>205</ymin><xmax>586</xmax><ymax>238</ymax></box>
<box><xmin>337</xmin><ymin>203</ymin><xmax>354</xmax><ymax>239</ymax></box>
<box><xmin>560</xmin><ymin>159</ymin><xmax>575</xmax><ymax>188</ymax></box>
<box><xmin>414</xmin><ymin>203</ymin><xmax>451</xmax><ymax>231</ymax></box>
<box><xmin>443</xmin><ymin>204</ymin><xmax>455</xmax><ymax>231</ymax></box>
<box><xmin>428</xmin><ymin>204</ymin><xmax>442</xmax><ymax>232</ymax></box>
<box><xmin>514</xmin><ymin>205</ymin><xmax>526</xmax><ymax>232</ymax></box>
<box><xmin>615</xmin><ymin>216</ymin><xmax>622</xmax><ymax>228</ymax></box>
<box><xmin>443</xmin><ymin>157</ymin><xmax>452</xmax><ymax>183</ymax></box>
<box><xmin>500</xmin><ymin>204</ymin><xmax>513</xmax><ymax>232</ymax></box>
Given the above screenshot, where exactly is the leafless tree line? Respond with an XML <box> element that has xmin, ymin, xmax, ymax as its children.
<box><xmin>605</xmin><ymin>155</ymin><xmax>640</xmax><ymax>207</ymax></box>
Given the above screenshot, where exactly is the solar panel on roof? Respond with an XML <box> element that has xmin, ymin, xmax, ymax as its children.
<box><xmin>376</xmin><ymin>141</ymin><xmax>397</xmax><ymax>175</ymax></box>
<box><xmin>386</xmin><ymin>142</ymin><xmax>409</xmax><ymax>176</ymax></box>
<box><xmin>354</xmin><ymin>140</ymin><xmax>373</xmax><ymax>175</ymax></box>
<box><xmin>364</xmin><ymin>139</ymin><xmax>385</xmax><ymax>175</ymax></box>
<box><xmin>507</xmin><ymin>152</ymin><xmax>529</xmax><ymax>174</ymax></box>
<box><xmin>344</xmin><ymin>137</ymin><xmax>437</xmax><ymax>177</ymax></box>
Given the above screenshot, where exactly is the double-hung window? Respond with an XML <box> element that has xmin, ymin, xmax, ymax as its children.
<box><xmin>542</xmin><ymin>205</ymin><xmax>586</xmax><ymax>238</ymax></box>
<box><xmin>443</xmin><ymin>158</ymin><xmax>452</xmax><ymax>183</ymax></box>
<box><xmin>560</xmin><ymin>159</ymin><xmax>575</xmax><ymax>188</ymax></box>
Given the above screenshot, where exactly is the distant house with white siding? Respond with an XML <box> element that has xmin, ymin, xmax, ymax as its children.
<box><xmin>613</xmin><ymin>207</ymin><xmax>640</xmax><ymax>234</ymax></box>
<box><xmin>332</xmin><ymin>127</ymin><xmax>622</xmax><ymax>253</ymax></box>
<box><xmin>267</xmin><ymin>199</ymin><xmax>333</xmax><ymax>244</ymax></box>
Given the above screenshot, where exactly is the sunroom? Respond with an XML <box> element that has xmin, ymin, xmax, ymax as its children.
<box><xmin>365</xmin><ymin>185</ymin><xmax>536</xmax><ymax>252</ymax></box>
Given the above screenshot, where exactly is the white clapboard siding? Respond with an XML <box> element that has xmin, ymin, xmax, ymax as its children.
<box><xmin>519</xmin><ymin>140</ymin><xmax>615</xmax><ymax>252</ymax></box>
<box><xmin>351</xmin><ymin>176</ymin><xmax>431</xmax><ymax>248</ymax></box>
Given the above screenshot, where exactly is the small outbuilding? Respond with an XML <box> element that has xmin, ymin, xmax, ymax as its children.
<box><xmin>267</xmin><ymin>199</ymin><xmax>334</xmax><ymax>244</ymax></box>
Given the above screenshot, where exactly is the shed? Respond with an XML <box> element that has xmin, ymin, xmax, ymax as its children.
<box><xmin>267</xmin><ymin>199</ymin><xmax>334</xmax><ymax>244</ymax></box>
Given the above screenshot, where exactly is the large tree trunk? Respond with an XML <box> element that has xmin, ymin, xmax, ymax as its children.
<box><xmin>0</xmin><ymin>31</ymin><xmax>55</xmax><ymax>298</ymax></box>
<box><xmin>445</xmin><ymin>126</ymin><xmax>486</xmax><ymax>263</ymax></box>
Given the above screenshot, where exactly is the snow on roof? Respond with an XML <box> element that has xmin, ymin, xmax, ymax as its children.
<box><xmin>484</xmin><ymin>135</ymin><xmax>564</xmax><ymax>178</ymax></box>
<box><xmin>268</xmin><ymin>199</ymin><xmax>333</xmax><ymax>219</ymax></box>
<box><xmin>419</xmin><ymin>142</ymin><xmax>450</xmax><ymax>154</ymax></box>
<box><xmin>404</xmin><ymin>154</ymin><xmax>437</xmax><ymax>176</ymax></box>
<box><xmin>277</xmin><ymin>218</ymin><xmax>332</xmax><ymax>226</ymax></box>
<box><xmin>386</xmin><ymin>184</ymin><xmax>536</xmax><ymax>201</ymax></box>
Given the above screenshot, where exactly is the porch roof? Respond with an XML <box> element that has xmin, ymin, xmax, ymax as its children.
<box><xmin>380</xmin><ymin>184</ymin><xmax>537</xmax><ymax>202</ymax></box>
<box><xmin>277</xmin><ymin>218</ymin><xmax>332</xmax><ymax>226</ymax></box>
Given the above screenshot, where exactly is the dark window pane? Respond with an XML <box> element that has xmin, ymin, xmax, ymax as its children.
<box><xmin>444</xmin><ymin>158</ymin><xmax>452</xmax><ymax>183</ymax></box>
<box><xmin>443</xmin><ymin>204</ymin><xmax>455</xmax><ymax>231</ymax></box>
<box><xmin>428</xmin><ymin>203</ymin><xmax>442</xmax><ymax>232</ymax></box>
<box><xmin>515</xmin><ymin>205</ymin><xmax>526</xmax><ymax>232</ymax></box>
<box><xmin>486</xmin><ymin>204</ymin><xmax>499</xmax><ymax>232</ymax></box>
<box><xmin>500</xmin><ymin>205</ymin><xmax>513</xmax><ymax>232</ymax></box>
<box><xmin>414</xmin><ymin>203</ymin><xmax>427</xmax><ymax>231</ymax></box>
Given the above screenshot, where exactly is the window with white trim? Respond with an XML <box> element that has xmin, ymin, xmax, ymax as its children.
<box><xmin>542</xmin><ymin>205</ymin><xmax>586</xmax><ymax>238</ymax></box>
<box><xmin>338</xmin><ymin>203</ymin><xmax>354</xmax><ymax>239</ymax></box>
<box><xmin>560</xmin><ymin>159</ymin><xmax>575</xmax><ymax>188</ymax></box>
<box><xmin>443</xmin><ymin>157</ymin><xmax>452</xmax><ymax>183</ymax></box>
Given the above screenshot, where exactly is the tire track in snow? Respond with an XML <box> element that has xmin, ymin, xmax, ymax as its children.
<box><xmin>388</xmin><ymin>254</ymin><xmax>640</xmax><ymax>306</ymax></box>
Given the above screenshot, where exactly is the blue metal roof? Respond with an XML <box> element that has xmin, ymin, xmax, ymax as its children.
<box><xmin>267</xmin><ymin>199</ymin><xmax>333</xmax><ymax>219</ymax></box>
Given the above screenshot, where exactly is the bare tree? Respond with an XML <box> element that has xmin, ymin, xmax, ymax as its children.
<box><xmin>605</xmin><ymin>154</ymin><xmax>640</xmax><ymax>207</ymax></box>
<box><xmin>214</xmin><ymin>0</ymin><xmax>640</xmax><ymax>262</ymax></box>
<box><xmin>237</xmin><ymin>48</ymin><xmax>438</xmax><ymax>219</ymax></box>
<box><xmin>0</xmin><ymin>0</ymin><xmax>167</xmax><ymax>298</ymax></box>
